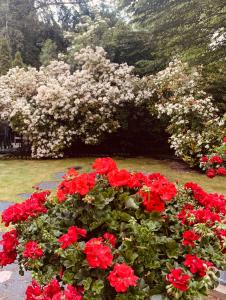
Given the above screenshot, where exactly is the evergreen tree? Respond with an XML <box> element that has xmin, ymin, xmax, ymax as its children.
<box><xmin>39</xmin><ymin>39</ymin><xmax>57</xmax><ymax>66</ymax></box>
<box><xmin>12</xmin><ymin>51</ymin><xmax>24</xmax><ymax>68</ymax></box>
<box><xmin>0</xmin><ymin>37</ymin><xmax>12</xmax><ymax>75</ymax></box>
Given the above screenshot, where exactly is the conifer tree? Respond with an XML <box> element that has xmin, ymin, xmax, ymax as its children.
<box><xmin>39</xmin><ymin>39</ymin><xmax>57</xmax><ymax>66</ymax></box>
<box><xmin>12</xmin><ymin>51</ymin><xmax>24</xmax><ymax>68</ymax></box>
<box><xmin>0</xmin><ymin>37</ymin><xmax>12</xmax><ymax>75</ymax></box>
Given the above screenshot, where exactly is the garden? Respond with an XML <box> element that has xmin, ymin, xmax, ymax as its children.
<box><xmin>0</xmin><ymin>1</ymin><xmax>226</xmax><ymax>300</ymax></box>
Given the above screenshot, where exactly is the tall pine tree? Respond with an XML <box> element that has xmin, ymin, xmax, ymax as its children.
<box><xmin>0</xmin><ymin>37</ymin><xmax>12</xmax><ymax>75</ymax></box>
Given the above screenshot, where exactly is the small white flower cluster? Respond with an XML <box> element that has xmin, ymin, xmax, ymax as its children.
<box><xmin>153</xmin><ymin>60</ymin><xmax>225</xmax><ymax>166</ymax></box>
<box><xmin>0</xmin><ymin>47</ymin><xmax>152</xmax><ymax>158</ymax></box>
<box><xmin>209</xmin><ymin>27</ymin><xmax>226</xmax><ymax>50</ymax></box>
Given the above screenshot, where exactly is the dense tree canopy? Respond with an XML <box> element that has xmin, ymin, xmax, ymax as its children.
<box><xmin>118</xmin><ymin>0</ymin><xmax>226</xmax><ymax>110</ymax></box>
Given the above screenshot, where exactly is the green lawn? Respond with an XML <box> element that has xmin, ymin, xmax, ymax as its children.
<box><xmin>0</xmin><ymin>157</ymin><xmax>225</xmax><ymax>202</ymax></box>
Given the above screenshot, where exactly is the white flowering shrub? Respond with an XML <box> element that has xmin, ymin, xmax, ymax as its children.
<box><xmin>0</xmin><ymin>47</ymin><xmax>152</xmax><ymax>158</ymax></box>
<box><xmin>153</xmin><ymin>60</ymin><xmax>225</xmax><ymax>166</ymax></box>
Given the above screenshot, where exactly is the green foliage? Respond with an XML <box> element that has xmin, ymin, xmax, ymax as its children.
<box><xmin>118</xmin><ymin>0</ymin><xmax>226</xmax><ymax>107</ymax></box>
<box><xmin>40</xmin><ymin>39</ymin><xmax>57</xmax><ymax>66</ymax></box>
<box><xmin>12</xmin><ymin>51</ymin><xmax>24</xmax><ymax>68</ymax></box>
<box><xmin>0</xmin><ymin>37</ymin><xmax>12</xmax><ymax>75</ymax></box>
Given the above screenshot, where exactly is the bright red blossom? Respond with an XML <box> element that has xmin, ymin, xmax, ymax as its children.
<box><xmin>107</xmin><ymin>263</ymin><xmax>138</xmax><ymax>293</ymax></box>
<box><xmin>107</xmin><ymin>169</ymin><xmax>132</xmax><ymax>187</ymax></box>
<box><xmin>182</xmin><ymin>230</ymin><xmax>200</xmax><ymax>247</ymax></box>
<box><xmin>26</xmin><ymin>280</ymin><xmax>83</xmax><ymax>300</ymax></box>
<box><xmin>0</xmin><ymin>230</ymin><xmax>18</xmax><ymax>266</ymax></box>
<box><xmin>138</xmin><ymin>177</ymin><xmax>177</xmax><ymax>212</ymax></box>
<box><xmin>23</xmin><ymin>241</ymin><xmax>43</xmax><ymax>259</ymax></box>
<box><xmin>57</xmin><ymin>173</ymin><xmax>95</xmax><ymax>202</ymax></box>
<box><xmin>184</xmin><ymin>254</ymin><xmax>213</xmax><ymax>277</ymax></box>
<box><xmin>166</xmin><ymin>268</ymin><xmax>191</xmax><ymax>291</ymax></box>
<box><xmin>217</xmin><ymin>167</ymin><xmax>226</xmax><ymax>176</ymax></box>
<box><xmin>200</xmin><ymin>156</ymin><xmax>208</xmax><ymax>163</ymax></box>
<box><xmin>58</xmin><ymin>226</ymin><xmax>87</xmax><ymax>249</ymax></box>
<box><xmin>2</xmin><ymin>191</ymin><xmax>50</xmax><ymax>226</ymax></box>
<box><xmin>103</xmin><ymin>232</ymin><xmax>117</xmax><ymax>247</ymax></box>
<box><xmin>92</xmin><ymin>157</ymin><xmax>117</xmax><ymax>174</ymax></box>
<box><xmin>209</xmin><ymin>155</ymin><xmax>223</xmax><ymax>164</ymax></box>
<box><xmin>206</xmin><ymin>168</ymin><xmax>216</xmax><ymax>178</ymax></box>
<box><xmin>83</xmin><ymin>238</ymin><xmax>113</xmax><ymax>269</ymax></box>
<box><xmin>0</xmin><ymin>230</ymin><xmax>18</xmax><ymax>252</ymax></box>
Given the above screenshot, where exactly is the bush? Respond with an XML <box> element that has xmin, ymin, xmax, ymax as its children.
<box><xmin>1</xmin><ymin>158</ymin><xmax>226</xmax><ymax>299</ymax></box>
<box><xmin>0</xmin><ymin>47</ymin><xmax>152</xmax><ymax>158</ymax></box>
<box><xmin>153</xmin><ymin>60</ymin><xmax>225</xmax><ymax>167</ymax></box>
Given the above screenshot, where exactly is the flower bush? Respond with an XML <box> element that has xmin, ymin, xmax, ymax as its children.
<box><xmin>153</xmin><ymin>60</ymin><xmax>225</xmax><ymax>167</ymax></box>
<box><xmin>0</xmin><ymin>47</ymin><xmax>152</xmax><ymax>158</ymax></box>
<box><xmin>200</xmin><ymin>136</ymin><xmax>226</xmax><ymax>178</ymax></box>
<box><xmin>1</xmin><ymin>158</ymin><xmax>226</xmax><ymax>299</ymax></box>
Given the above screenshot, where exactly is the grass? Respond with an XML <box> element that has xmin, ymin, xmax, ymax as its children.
<box><xmin>0</xmin><ymin>156</ymin><xmax>225</xmax><ymax>202</ymax></box>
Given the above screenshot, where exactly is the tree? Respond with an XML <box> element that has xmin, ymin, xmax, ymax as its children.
<box><xmin>0</xmin><ymin>37</ymin><xmax>12</xmax><ymax>75</ymax></box>
<box><xmin>118</xmin><ymin>0</ymin><xmax>226</xmax><ymax>109</ymax></box>
<box><xmin>40</xmin><ymin>39</ymin><xmax>57</xmax><ymax>66</ymax></box>
<box><xmin>12</xmin><ymin>51</ymin><xmax>24</xmax><ymax>68</ymax></box>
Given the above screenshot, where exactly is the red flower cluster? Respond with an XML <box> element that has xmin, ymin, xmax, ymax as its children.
<box><xmin>178</xmin><ymin>206</ymin><xmax>220</xmax><ymax>226</ymax></box>
<box><xmin>184</xmin><ymin>254</ymin><xmax>213</xmax><ymax>277</ymax></box>
<box><xmin>182</xmin><ymin>230</ymin><xmax>200</xmax><ymax>247</ymax></box>
<box><xmin>92</xmin><ymin>157</ymin><xmax>117</xmax><ymax>174</ymax></box>
<box><xmin>108</xmin><ymin>169</ymin><xmax>132</xmax><ymax>187</ymax></box>
<box><xmin>26</xmin><ymin>279</ymin><xmax>83</xmax><ymax>300</ymax></box>
<box><xmin>138</xmin><ymin>177</ymin><xmax>177</xmax><ymax>212</ymax></box>
<box><xmin>23</xmin><ymin>241</ymin><xmax>43</xmax><ymax>259</ymax></box>
<box><xmin>103</xmin><ymin>232</ymin><xmax>117</xmax><ymax>247</ymax></box>
<box><xmin>57</xmin><ymin>173</ymin><xmax>96</xmax><ymax>202</ymax></box>
<box><xmin>166</xmin><ymin>268</ymin><xmax>191</xmax><ymax>291</ymax></box>
<box><xmin>200</xmin><ymin>138</ymin><xmax>226</xmax><ymax>178</ymax></box>
<box><xmin>83</xmin><ymin>237</ymin><xmax>113</xmax><ymax>269</ymax></box>
<box><xmin>58</xmin><ymin>226</ymin><xmax>87</xmax><ymax>249</ymax></box>
<box><xmin>0</xmin><ymin>230</ymin><xmax>18</xmax><ymax>266</ymax></box>
<box><xmin>184</xmin><ymin>182</ymin><xmax>226</xmax><ymax>214</ymax></box>
<box><xmin>2</xmin><ymin>191</ymin><xmax>50</xmax><ymax>226</ymax></box>
<box><xmin>107</xmin><ymin>263</ymin><xmax>138</xmax><ymax>293</ymax></box>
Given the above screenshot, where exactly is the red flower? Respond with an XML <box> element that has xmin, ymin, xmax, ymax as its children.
<box><xmin>26</xmin><ymin>279</ymin><xmax>83</xmax><ymax>300</ymax></box>
<box><xmin>217</xmin><ymin>167</ymin><xmax>226</xmax><ymax>176</ymax></box>
<box><xmin>26</xmin><ymin>280</ymin><xmax>42</xmax><ymax>300</ymax></box>
<box><xmin>107</xmin><ymin>263</ymin><xmax>138</xmax><ymax>293</ymax></box>
<box><xmin>210</xmin><ymin>155</ymin><xmax>223</xmax><ymax>164</ymax></box>
<box><xmin>43</xmin><ymin>279</ymin><xmax>61</xmax><ymax>298</ymax></box>
<box><xmin>0</xmin><ymin>230</ymin><xmax>18</xmax><ymax>252</ymax></box>
<box><xmin>58</xmin><ymin>226</ymin><xmax>87</xmax><ymax>249</ymax></box>
<box><xmin>224</xmin><ymin>137</ymin><xmax>226</xmax><ymax>143</ymax></box>
<box><xmin>2</xmin><ymin>191</ymin><xmax>50</xmax><ymax>226</ymax></box>
<box><xmin>53</xmin><ymin>285</ymin><xmax>83</xmax><ymax>300</ymax></box>
<box><xmin>138</xmin><ymin>189</ymin><xmax>165</xmax><ymax>212</ymax></box>
<box><xmin>23</xmin><ymin>241</ymin><xmax>43</xmax><ymax>259</ymax></box>
<box><xmin>103</xmin><ymin>232</ymin><xmax>117</xmax><ymax>247</ymax></box>
<box><xmin>166</xmin><ymin>268</ymin><xmax>191</xmax><ymax>291</ymax></box>
<box><xmin>184</xmin><ymin>254</ymin><xmax>213</xmax><ymax>277</ymax></box>
<box><xmin>206</xmin><ymin>168</ymin><xmax>216</xmax><ymax>178</ymax></box>
<box><xmin>108</xmin><ymin>169</ymin><xmax>132</xmax><ymax>187</ymax></box>
<box><xmin>0</xmin><ymin>230</ymin><xmax>18</xmax><ymax>267</ymax></box>
<box><xmin>57</xmin><ymin>173</ymin><xmax>95</xmax><ymax>202</ymax></box>
<box><xmin>92</xmin><ymin>157</ymin><xmax>117</xmax><ymax>174</ymax></box>
<box><xmin>83</xmin><ymin>238</ymin><xmax>113</xmax><ymax>269</ymax></box>
<box><xmin>200</xmin><ymin>156</ymin><xmax>208</xmax><ymax>163</ymax></box>
<box><xmin>182</xmin><ymin>230</ymin><xmax>200</xmax><ymax>247</ymax></box>
<box><xmin>128</xmin><ymin>172</ymin><xmax>147</xmax><ymax>188</ymax></box>
<box><xmin>184</xmin><ymin>182</ymin><xmax>226</xmax><ymax>214</ymax></box>
<box><xmin>0</xmin><ymin>251</ymin><xmax>17</xmax><ymax>267</ymax></box>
